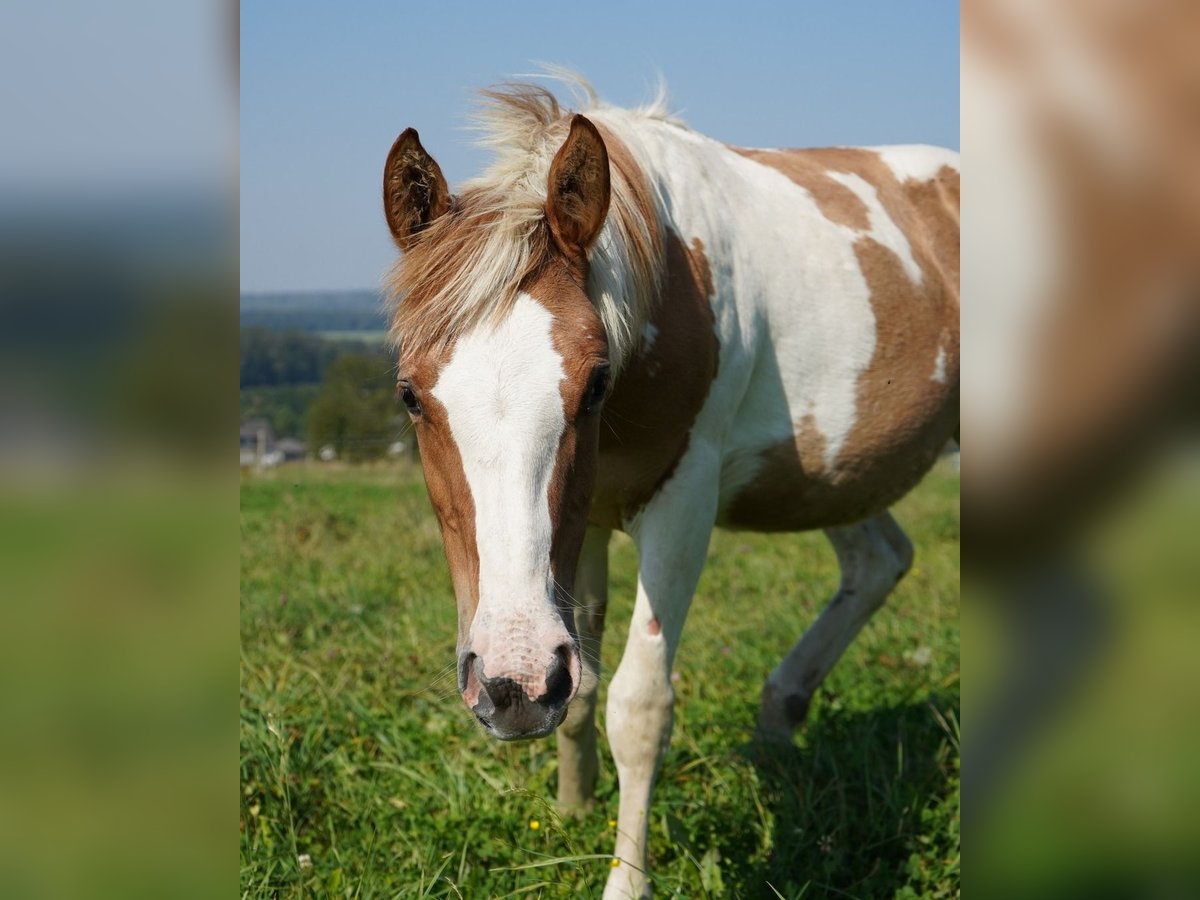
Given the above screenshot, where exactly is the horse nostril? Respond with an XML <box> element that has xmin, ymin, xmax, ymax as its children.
<box><xmin>543</xmin><ymin>643</ymin><xmax>574</xmax><ymax>706</ymax></box>
<box><xmin>480</xmin><ymin>674</ymin><xmax>522</xmax><ymax>712</ymax></box>
<box><xmin>457</xmin><ymin>651</ymin><xmax>477</xmax><ymax>693</ymax></box>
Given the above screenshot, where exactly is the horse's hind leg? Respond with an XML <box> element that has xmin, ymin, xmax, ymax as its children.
<box><xmin>557</xmin><ymin>526</ymin><xmax>610</xmax><ymax>812</ymax></box>
<box><xmin>758</xmin><ymin>511</ymin><xmax>913</xmax><ymax>740</ymax></box>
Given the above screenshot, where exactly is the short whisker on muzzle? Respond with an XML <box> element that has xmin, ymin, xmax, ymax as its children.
<box><xmin>552</xmin><ymin>577</ymin><xmax>578</xmax><ymax>605</ymax></box>
<box><xmin>553</xmin><ymin>577</ymin><xmax>602</xmax><ymax>659</ymax></box>
<box><xmin>414</xmin><ymin>662</ymin><xmax>463</xmax><ymax>703</ymax></box>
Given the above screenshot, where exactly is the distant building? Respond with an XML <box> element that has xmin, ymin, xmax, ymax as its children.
<box><xmin>276</xmin><ymin>438</ymin><xmax>308</xmax><ymax>462</ymax></box>
<box><xmin>241</xmin><ymin>420</ymin><xmax>307</xmax><ymax>467</ymax></box>
<box><xmin>240</xmin><ymin>419</ymin><xmax>275</xmax><ymax>467</ymax></box>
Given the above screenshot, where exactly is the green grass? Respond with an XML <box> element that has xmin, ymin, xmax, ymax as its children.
<box><xmin>241</xmin><ymin>461</ymin><xmax>959</xmax><ymax>898</ymax></box>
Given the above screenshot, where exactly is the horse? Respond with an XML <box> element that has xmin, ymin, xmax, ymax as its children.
<box><xmin>381</xmin><ymin>76</ymin><xmax>959</xmax><ymax>899</ymax></box>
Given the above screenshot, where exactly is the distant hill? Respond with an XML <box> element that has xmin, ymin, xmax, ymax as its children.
<box><xmin>240</xmin><ymin>289</ymin><xmax>387</xmax><ymax>333</ymax></box>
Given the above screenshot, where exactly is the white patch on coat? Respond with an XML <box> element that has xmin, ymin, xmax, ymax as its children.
<box><xmin>432</xmin><ymin>293</ymin><xmax>571</xmax><ymax>690</ymax></box>
<box><xmin>873</xmin><ymin>143</ymin><xmax>960</xmax><ymax>184</ymax></box>
<box><xmin>931</xmin><ymin>345</ymin><xmax>947</xmax><ymax>384</ymax></box>
<box><xmin>826</xmin><ymin>170</ymin><xmax>924</xmax><ymax>285</ymax></box>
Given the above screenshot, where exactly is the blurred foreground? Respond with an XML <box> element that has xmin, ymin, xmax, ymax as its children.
<box><xmin>0</xmin><ymin>1</ymin><xmax>235</xmax><ymax>897</ymax></box>
<box><xmin>963</xmin><ymin>0</ymin><xmax>1199</xmax><ymax>895</ymax></box>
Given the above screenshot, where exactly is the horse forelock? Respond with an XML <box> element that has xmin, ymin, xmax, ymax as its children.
<box><xmin>386</xmin><ymin>77</ymin><xmax>669</xmax><ymax>371</ymax></box>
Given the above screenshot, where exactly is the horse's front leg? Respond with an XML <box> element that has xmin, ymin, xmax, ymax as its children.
<box><xmin>557</xmin><ymin>525</ymin><xmax>610</xmax><ymax>812</ymax></box>
<box><xmin>604</xmin><ymin>451</ymin><xmax>719</xmax><ymax>900</ymax></box>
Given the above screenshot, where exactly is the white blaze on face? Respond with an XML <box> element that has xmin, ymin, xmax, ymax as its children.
<box><xmin>431</xmin><ymin>293</ymin><xmax>570</xmax><ymax>684</ymax></box>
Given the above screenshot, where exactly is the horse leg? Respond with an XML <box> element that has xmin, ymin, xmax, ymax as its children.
<box><xmin>758</xmin><ymin>510</ymin><xmax>913</xmax><ymax>740</ymax></box>
<box><xmin>604</xmin><ymin>454</ymin><xmax>719</xmax><ymax>900</ymax></box>
<box><xmin>557</xmin><ymin>525</ymin><xmax>611</xmax><ymax>813</ymax></box>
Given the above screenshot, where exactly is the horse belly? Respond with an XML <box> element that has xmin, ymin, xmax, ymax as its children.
<box><xmin>716</xmin><ymin>381</ymin><xmax>957</xmax><ymax>532</ymax></box>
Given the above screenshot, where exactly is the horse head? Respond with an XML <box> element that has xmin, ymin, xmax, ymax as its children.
<box><xmin>382</xmin><ymin>117</ymin><xmax>612</xmax><ymax>739</ymax></box>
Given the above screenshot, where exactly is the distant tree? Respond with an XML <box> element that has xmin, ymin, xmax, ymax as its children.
<box><xmin>269</xmin><ymin>397</ymin><xmax>301</xmax><ymax>439</ymax></box>
<box><xmin>306</xmin><ymin>353</ymin><xmax>401</xmax><ymax>461</ymax></box>
<box><xmin>239</xmin><ymin>385</ymin><xmax>321</xmax><ymax>440</ymax></box>
<box><xmin>240</xmin><ymin>328</ymin><xmax>324</xmax><ymax>386</ymax></box>
<box><xmin>240</xmin><ymin>327</ymin><xmax>387</xmax><ymax>388</ymax></box>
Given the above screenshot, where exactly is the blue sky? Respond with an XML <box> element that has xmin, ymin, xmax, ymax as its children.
<box><xmin>241</xmin><ymin>1</ymin><xmax>958</xmax><ymax>292</ymax></box>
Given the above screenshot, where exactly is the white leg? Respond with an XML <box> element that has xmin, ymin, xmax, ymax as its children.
<box><xmin>758</xmin><ymin>511</ymin><xmax>913</xmax><ymax>739</ymax></box>
<box><xmin>557</xmin><ymin>526</ymin><xmax>610</xmax><ymax>811</ymax></box>
<box><xmin>603</xmin><ymin>452</ymin><xmax>719</xmax><ymax>899</ymax></box>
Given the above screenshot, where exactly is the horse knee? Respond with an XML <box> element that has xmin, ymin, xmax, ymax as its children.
<box><xmin>877</xmin><ymin>514</ymin><xmax>914</xmax><ymax>583</ymax></box>
<box><xmin>889</xmin><ymin>532</ymin><xmax>914</xmax><ymax>585</ymax></box>
<box><xmin>606</xmin><ymin>670</ymin><xmax>674</xmax><ymax>768</ymax></box>
<box><xmin>845</xmin><ymin>516</ymin><xmax>914</xmax><ymax>606</ymax></box>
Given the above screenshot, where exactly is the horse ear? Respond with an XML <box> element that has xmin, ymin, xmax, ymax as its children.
<box><xmin>383</xmin><ymin>128</ymin><xmax>452</xmax><ymax>251</ymax></box>
<box><xmin>546</xmin><ymin>115</ymin><xmax>611</xmax><ymax>260</ymax></box>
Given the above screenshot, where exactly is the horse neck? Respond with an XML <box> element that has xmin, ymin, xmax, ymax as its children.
<box><xmin>583</xmin><ymin>114</ymin><xmax>701</xmax><ymax>374</ymax></box>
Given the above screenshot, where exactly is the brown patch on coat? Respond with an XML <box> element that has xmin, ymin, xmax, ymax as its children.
<box><xmin>735</xmin><ymin>146</ymin><xmax>960</xmax><ymax>302</ymax></box>
<box><xmin>843</xmin><ymin>161</ymin><xmax>959</xmax><ymax>495</ymax></box>
<box><xmin>733</xmin><ymin>147</ymin><xmax>872</xmax><ymax>230</ymax></box>
<box><xmin>399</xmin><ymin>353</ymin><xmax>481</xmax><ymax>641</ymax></box>
<box><xmin>687</xmin><ymin>235</ymin><xmax>715</xmax><ymax>298</ymax></box>
<box><xmin>724</xmin><ymin>414</ymin><xmax>832</xmax><ymax>529</ymax></box>
<box><xmin>523</xmin><ymin>259</ymin><xmax>610</xmax><ymax>607</ymax></box>
<box><xmin>722</xmin><ymin>153</ymin><xmax>960</xmax><ymax>531</ymax></box>
<box><xmin>588</xmin><ymin>231</ymin><xmax>719</xmax><ymax>529</ymax></box>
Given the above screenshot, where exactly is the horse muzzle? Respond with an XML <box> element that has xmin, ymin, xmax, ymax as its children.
<box><xmin>457</xmin><ymin>640</ymin><xmax>581</xmax><ymax>740</ymax></box>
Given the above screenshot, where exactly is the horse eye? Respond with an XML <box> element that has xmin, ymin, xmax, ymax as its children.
<box><xmin>582</xmin><ymin>364</ymin><xmax>610</xmax><ymax>415</ymax></box>
<box><xmin>398</xmin><ymin>381</ymin><xmax>422</xmax><ymax>416</ymax></box>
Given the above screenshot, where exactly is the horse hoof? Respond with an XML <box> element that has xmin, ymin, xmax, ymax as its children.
<box><xmin>753</xmin><ymin>722</ymin><xmax>797</xmax><ymax>747</ymax></box>
<box><xmin>757</xmin><ymin>684</ymin><xmax>810</xmax><ymax>742</ymax></box>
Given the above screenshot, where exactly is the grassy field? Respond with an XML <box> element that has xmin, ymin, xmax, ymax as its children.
<box><xmin>241</xmin><ymin>461</ymin><xmax>959</xmax><ymax>898</ymax></box>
